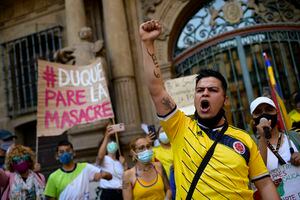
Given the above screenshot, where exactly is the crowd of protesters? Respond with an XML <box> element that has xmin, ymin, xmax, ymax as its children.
<box><xmin>0</xmin><ymin>19</ymin><xmax>300</xmax><ymax>200</ymax></box>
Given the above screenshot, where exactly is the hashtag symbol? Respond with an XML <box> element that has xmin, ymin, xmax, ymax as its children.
<box><xmin>43</xmin><ymin>66</ymin><xmax>57</xmax><ymax>88</ymax></box>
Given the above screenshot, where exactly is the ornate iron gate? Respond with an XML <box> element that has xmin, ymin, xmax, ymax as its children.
<box><xmin>174</xmin><ymin>28</ymin><xmax>300</xmax><ymax>130</ymax></box>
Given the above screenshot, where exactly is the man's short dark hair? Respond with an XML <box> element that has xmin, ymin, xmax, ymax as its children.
<box><xmin>56</xmin><ymin>140</ymin><xmax>73</xmax><ymax>152</ymax></box>
<box><xmin>195</xmin><ymin>69</ymin><xmax>227</xmax><ymax>93</ymax></box>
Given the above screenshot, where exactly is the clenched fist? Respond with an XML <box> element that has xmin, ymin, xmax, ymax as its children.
<box><xmin>139</xmin><ymin>20</ymin><xmax>162</xmax><ymax>44</ymax></box>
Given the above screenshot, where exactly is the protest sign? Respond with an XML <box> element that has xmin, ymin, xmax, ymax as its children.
<box><xmin>37</xmin><ymin>59</ymin><xmax>114</xmax><ymax>137</ymax></box>
<box><xmin>270</xmin><ymin>164</ymin><xmax>300</xmax><ymax>200</ymax></box>
<box><xmin>164</xmin><ymin>74</ymin><xmax>196</xmax><ymax>115</ymax></box>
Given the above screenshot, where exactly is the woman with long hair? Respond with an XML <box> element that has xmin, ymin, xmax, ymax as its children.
<box><xmin>122</xmin><ymin>136</ymin><xmax>171</xmax><ymax>200</ymax></box>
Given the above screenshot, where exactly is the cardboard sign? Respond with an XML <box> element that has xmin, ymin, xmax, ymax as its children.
<box><xmin>164</xmin><ymin>75</ymin><xmax>196</xmax><ymax>115</ymax></box>
<box><xmin>270</xmin><ymin>164</ymin><xmax>300</xmax><ymax>199</ymax></box>
<box><xmin>37</xmin><ymin>59</ymin><xmax>114</xmax><ymax>137</ymax></box>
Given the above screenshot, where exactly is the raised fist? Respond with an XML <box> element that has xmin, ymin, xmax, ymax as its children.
<box><xmin>139</xmin><ymin>20</ymin><xmax>162</xmax><ymax>43</ymax></box>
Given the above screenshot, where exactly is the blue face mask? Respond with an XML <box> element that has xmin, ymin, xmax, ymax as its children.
<box><xmin>106</xmin><ymin>141</ymin><xmax>118</xmax><ymax>154</ymax></box>
<box><xmin>158</xmin><ymin>132</ymin><xmax>169</xmax><ymax>144</ymax></box>
<box><xmin>59</xmin><ymin>152</ymin><xmax>73</xmax><ymax>164</ymax></box>
<box><xmin>137</xmin><ymin>149</ymin><xmax>153</xmax><ymax>164</ymax></box>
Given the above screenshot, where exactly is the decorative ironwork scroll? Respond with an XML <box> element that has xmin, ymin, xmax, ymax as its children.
<box><xmin>174</xmin><ymin>0</ymin><xmax>300</xmax><ymax>56</ymax></box>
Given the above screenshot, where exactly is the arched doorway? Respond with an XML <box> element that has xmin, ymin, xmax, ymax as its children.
<box><xmin>171</xmin><ymin>0</ymin><xmax>300</xmax><ymax>130</ymax></box>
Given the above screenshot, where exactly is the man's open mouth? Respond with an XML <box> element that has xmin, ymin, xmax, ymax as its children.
<box><xmin>200</xmin><ymin>100</ymin><xmax>210</xmax><ymax>113</ymax></box>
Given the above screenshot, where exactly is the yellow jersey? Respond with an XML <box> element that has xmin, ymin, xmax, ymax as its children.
<box><xmin>159</xmin><ymin>108</ymin><xmax>269</xmax><ymax>200</ymax></box>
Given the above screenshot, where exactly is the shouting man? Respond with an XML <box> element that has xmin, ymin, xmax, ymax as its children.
<box><xmin>139</xmin><ymin>19</ymin><xmax>279</xmax><ymax>199</ymax></box>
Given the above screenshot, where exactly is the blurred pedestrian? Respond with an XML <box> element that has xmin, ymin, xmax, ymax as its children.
<box><xmin>151</xmin><ymin>126</ymin><xmax>173</xmax><ymax>179</ymax></box>
<box><xmin>0</xmin><ymin>142</ymin><xmax>10</xmax><ymax>169</ymax></box>
<box><xmin>0</xmin><ymin>129</ymin><xmax>16</xmax><ymax>169</ymax></box>
<box><xmin>44</xmin><ymin>140</ymin><xmax>112</xmax><ymax>199</ymax></box>
<box><xmin>151</xmin><ymin>126</ymin><xmax>176</xmax><ymax>199</ymax></box>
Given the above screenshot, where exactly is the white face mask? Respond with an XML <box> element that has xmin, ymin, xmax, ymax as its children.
<box><xmin>158</xmin><ymin>132</ymin><xmax>169</xmax><ymax>144</ymax></box>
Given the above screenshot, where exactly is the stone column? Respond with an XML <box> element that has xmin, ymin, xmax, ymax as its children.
<box><xmin>102</xmin><ymin>0</ymin><xmax>141</xmax><ymax>143</ymax></box>
<box><xmin>65</xmin><ymin>0</ymin><xmax>86</xmax><ymax>46</ymax></box>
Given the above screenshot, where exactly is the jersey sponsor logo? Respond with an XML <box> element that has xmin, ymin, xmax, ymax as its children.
<box><xmin>233</xmin><ymin>141</ymin><xmax>246</xmax><ymax>154</ymax></box>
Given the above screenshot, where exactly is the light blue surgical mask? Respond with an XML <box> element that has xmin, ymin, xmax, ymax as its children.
<box><xmin>158</xmin><ymin>132</ymin><xmax>169</xmax><ymax>144</ymax></box>
<box><xmin>137</xmin><ymin>149</ymin><xmax>153</xmax><ymax>164</ymax></box>
<box><xmin>107</xmin><ymin>141</ymin><xmax>118</xmax><ymax>154</ymax></box>
<box><xmin>59</xmin><ymin>152</ymin><xmax>73</xmax><ymax>164</ymax></box>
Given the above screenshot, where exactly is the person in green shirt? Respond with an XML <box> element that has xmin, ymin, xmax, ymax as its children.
<box><xmin>44</xmin><ymin>140</ymin><xmax>112</xmax><ymax>200</ymax></box>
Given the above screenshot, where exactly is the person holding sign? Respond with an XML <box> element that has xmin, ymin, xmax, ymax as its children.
<box><xmin>250</xmin><ymin>97</ymin><xmax>300</xmax><ymax>170</ymax></box>
<box><xmin>96</xmin><ymin>124</ymin><xmax>127</xmax><ymax>200</ymax></box>
<box><xmin>122</xmin><ymin>136</ymin><xmax>172</xmax><ymax>200</ymax></box>
<box><xmin>44</xmin><ymin>140</ymin><xmax>112</xmax><ymax>199</ymax></box>
<box><xmin>139</xmin><ymin>19</ymin><xmax>279</xmax><ymax>199</ymax></box>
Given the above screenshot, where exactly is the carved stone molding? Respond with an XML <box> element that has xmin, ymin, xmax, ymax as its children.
<box><xmin>140</xmin><ymin>0</ymin><xmax>163</xmax><ymax>20</ymax></box>
<box><xmin>254</xmin><ymin>0</ymin><xmax>300</xmax><ymax>23</ymax></box>
<box><xmin>173</xmin><ymin>0</ymin><xmax>300</xmax><ymax>56</ymax></box>
<box><xmin>157</xmin><ymin>23</ymin><xmax>170</xmax><ymax>41</ymax></box>
<box><xmin>222</xmin><ymin>1</ymin><xmax>243</xmax><ymax>24</ymax></box>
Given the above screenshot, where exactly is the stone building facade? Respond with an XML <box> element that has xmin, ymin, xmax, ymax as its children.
<box><xmin>1</xmin><ymin>0</ymin><xmax>300</xmax><ymax>176</ymax></box>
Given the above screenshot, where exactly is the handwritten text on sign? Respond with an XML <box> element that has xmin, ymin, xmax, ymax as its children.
<box><xmin>270</xmin><ymin>164</ymin><xmax>300</xmax><ymax>200</ymax></box>
<box><xmin>37</xmin><ymin>60</ymin><xmax>114</xmax><ymax>137</ymax></box>
<box><xmin>165</xmin><ymin>75</ymin><xmax>196</xmax><ymax>115</ymax></box>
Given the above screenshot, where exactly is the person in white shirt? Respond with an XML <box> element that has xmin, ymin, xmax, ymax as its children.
<box><xmin>97</xmin><ymin>124</ymin><xmax>127</xmax><ymax>200</ymax></box>
<box><xmin>250</xmin><ymin>96</ymin><xmax>300</xmax><ymax>171</ymax></box>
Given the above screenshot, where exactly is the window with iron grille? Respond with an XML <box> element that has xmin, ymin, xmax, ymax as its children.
<box><xmin>1</xmin><ymin>26</ymin><xmax>62</xmax><ymax>117</ymax></box>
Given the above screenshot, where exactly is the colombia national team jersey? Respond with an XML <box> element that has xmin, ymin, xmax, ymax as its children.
<box><xmin>159</xmin><ymin>108</ymin><xmax>269</xmax><ymax>200</ymax></box>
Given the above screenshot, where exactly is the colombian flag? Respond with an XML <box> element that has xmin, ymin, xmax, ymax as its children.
<box><xmin>263</xmin><ymin>53</ymin><xmax>292</xmax><ymax>131</ymax></box>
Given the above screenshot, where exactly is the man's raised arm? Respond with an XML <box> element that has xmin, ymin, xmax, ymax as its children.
<box><xmin>139</xmin><ymin>20</ymin><xmax>176</xmax><ymax>116</ymax></box>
